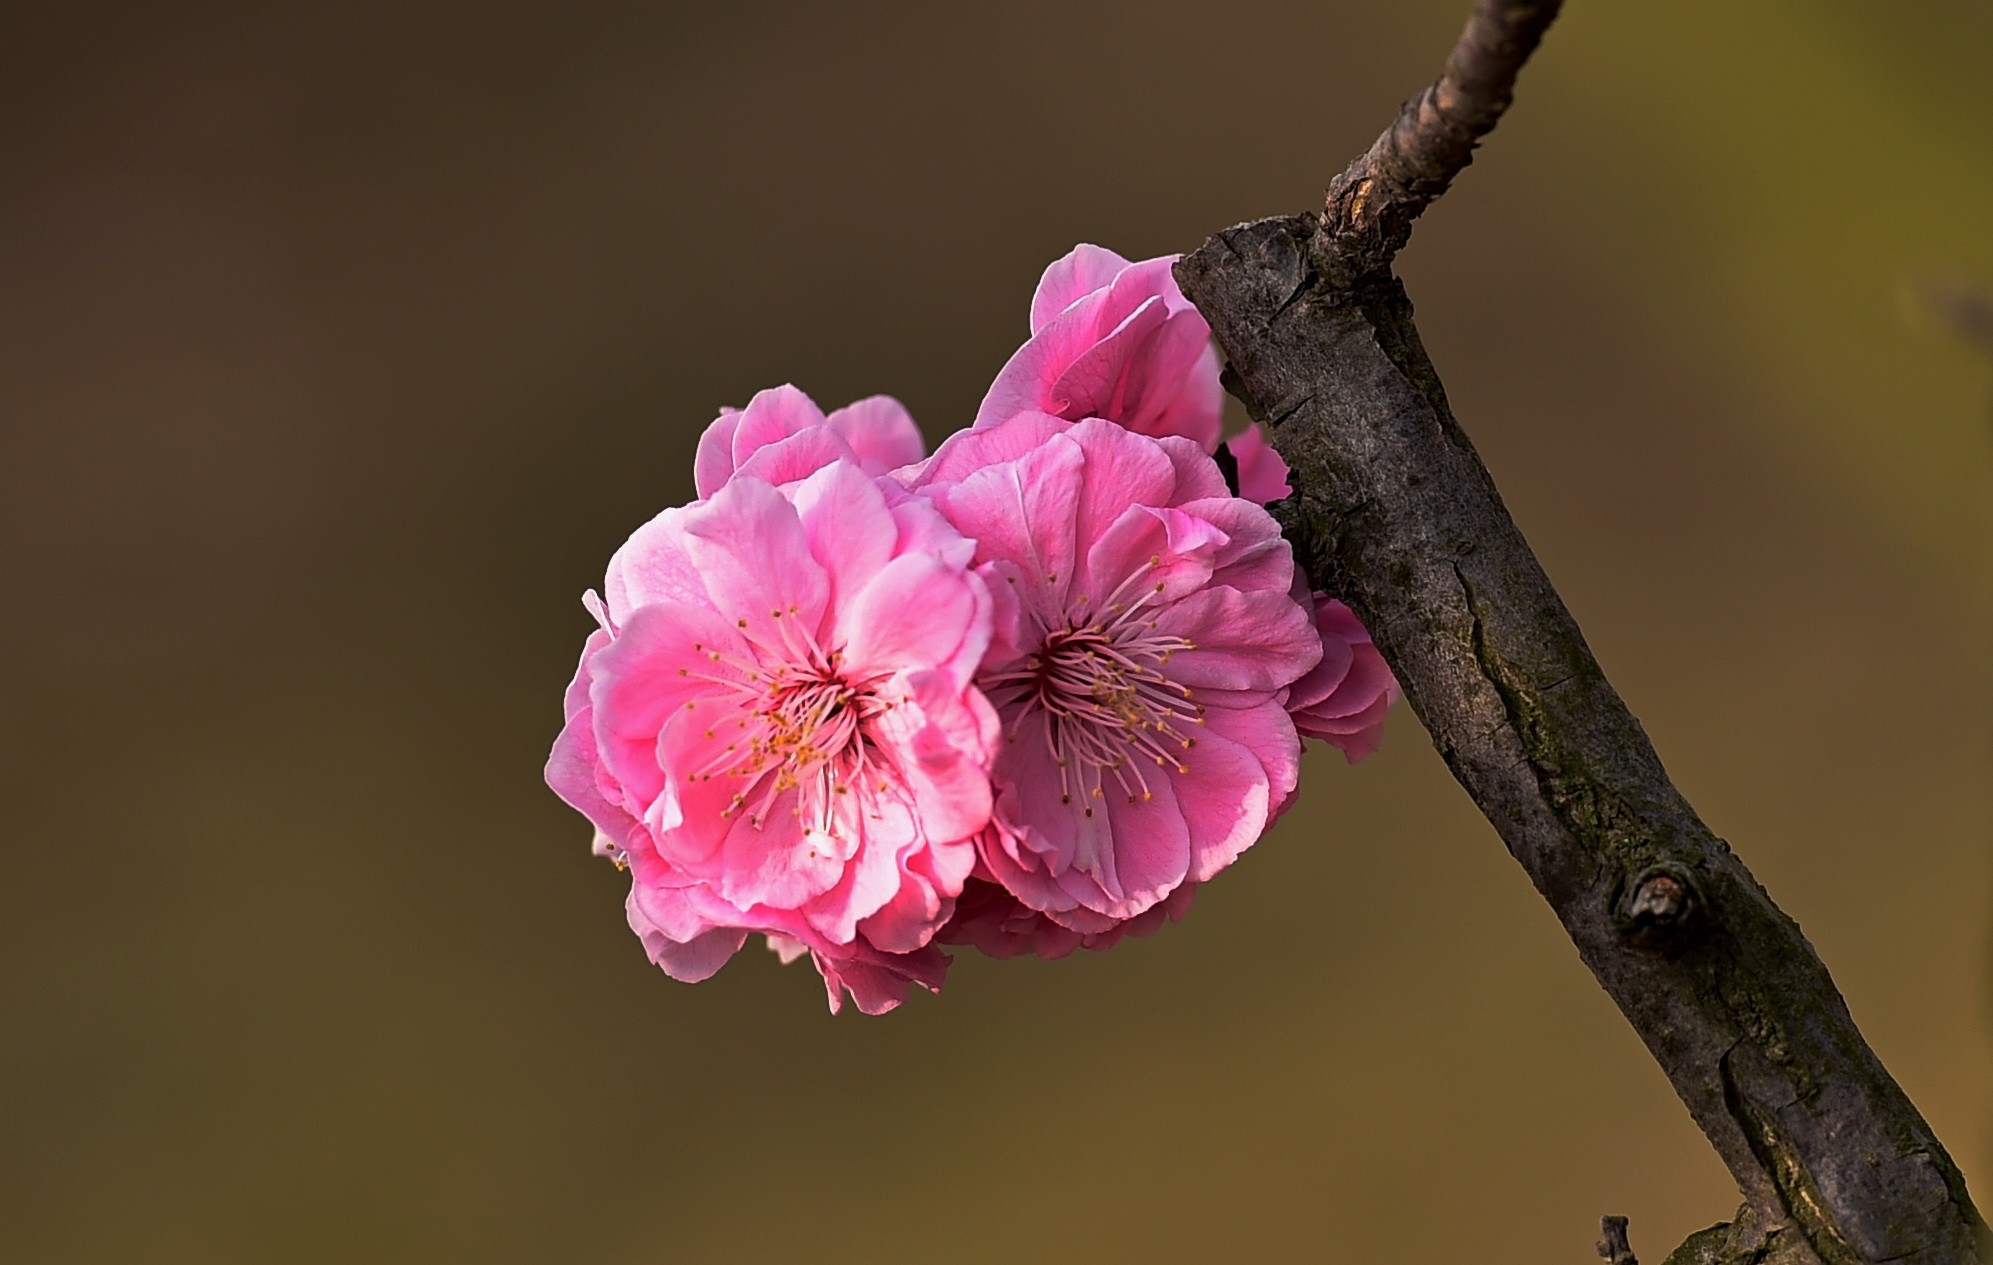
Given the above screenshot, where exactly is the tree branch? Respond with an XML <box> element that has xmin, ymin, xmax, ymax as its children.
<box><xmin>1321</xmin><ymin>0</ymin><xmax>1563</xmax><ymax>277</ymax></box>
<box><xmin>1600</xmin><ymin>1215</ymin><xmax>1640</xmax><ymax>1265</ymax></box>
<box><xmin>1175</xmin><ymin>5</ymin><xmax>1990</xmax><ymax>1263</ymax></box>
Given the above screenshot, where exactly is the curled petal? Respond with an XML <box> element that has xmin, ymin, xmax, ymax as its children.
<box><xmin>973</xmin><ymin>249</ymin><xmax>1222</xmax><ymax>450</ymax></box>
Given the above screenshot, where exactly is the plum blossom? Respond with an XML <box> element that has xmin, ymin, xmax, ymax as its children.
<box><xmin>694</xmin><ymin>384</ymin><xmax>925</xmax><ymax>499</ymax></box>
<box><xmin>906</xmin><ymin>414</ymin><xmax>1320</xmax><ymax>938</ymax></box>
<box><xmin>975</xmin><ymin>245</ymin><xmax>1224</xmax><ymax>450</ymax></box>
<box><xmin>1227</xmin><ymin>423</ymin><xmax>1293</xmax><ymax>503</ymax></box>
<box><xmin>1224</xmin><ymin>424</ymin><xmax>1396</xmax><ymax>763</ymax></box>
<box><xmin>547</xmin><ymin>248</ymin><xmax>1405</xmax><ymax>1005</ymax></box>
<box><xmin>1286</xmin><ymin>587</ymin><xmax>1397</xmax><ymax>762</ymax></box>
<box><xmin>975</xmin><ymin>243</ymin><xmax>1394</xmax><ymax>773</ymax></box>
<box><xmin>545</xmin><ymin>456</ymin><xmax>998</xmax><ymax>1014</ymax></box>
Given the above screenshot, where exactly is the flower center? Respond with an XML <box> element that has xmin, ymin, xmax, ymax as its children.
<box><xmin>983</xmin><ymin>616</ymin><xmax>1203</xmax><ymax>817</ymax></box>
<box><xmin>682</xmin><ymin>637</ymin><xmax>891</xmax><ymax>840</ymax></box>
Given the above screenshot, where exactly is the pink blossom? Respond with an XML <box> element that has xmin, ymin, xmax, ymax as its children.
<box><xmin>907</xmin><ymin>414</ymin><xmax>1320</xmax><ymax>937</ymax></box>
<box><xmin>1228</xmin><ymin>423</ymin><xmax>1293</xmax><ymax>502</ymax></box>
<box><xmin>694</xmin><ymin>384</ymin><xmax>925</xmax><ymax>499</ymax></box>
<box><xmin>545</xmin><ymin>457</ymin><xmax>998</xmax><ymax>1014</ymax></box>
<box><xmin>1212</xmin><ymin>422</ymin><xmax>1396</xmax><ymax>763</ymax></box>
<box><xmin>1286</xmin><ymin>587</ymin><xmax>1398</xmax><ymax>763</ymax></box>
<box><xmin>975</xmin><ymin>245</ymin><xmax>1224</xmax><ymax>450</ymax></box>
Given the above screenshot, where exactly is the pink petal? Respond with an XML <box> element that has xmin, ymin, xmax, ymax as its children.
<box><xmin>1101</xmin><ymin>254</ymin><xmax>1190</xmax><ymax>324</ymax></box>
<box><xmin>856</xmin><ymin>875</ymin><xmax>942</xmax><ymax>953</ymax></box>
<box><xmin>589</xmin><ymin>603</ymin><xmax>753</xmax><ymax>812</ymax></box>
<box><xmin>867</xmin><ymin>668</ymin><xmax>997</xmax><ymax>845</ymax></box>
<box><xmin>1064</xmin><ymin>417</ymin><xmax>1182</xmax><ymax>554</ymax></box>
<box><xmin>1042</xmin><ymin>294</ymin><xmax>1170</xmax><ymax>421</ymax></box>
<box><xmin>1154</xmin><ymin>588</ymin><xmax>1322</xmax><ymax>692</ymax></box>
<box><xmin>1154</xmin><ymin>435</ymin><xmax>1231</xmax><ymax>503</ymax></box>
<box><xmin>790</xmin><ymin>460</ymin><xmax>899</xmax><ymax>612</ymax></box>
<box><xmin>993</xmin><ymin>729</ymin><xmax>1189</xmax><ymax>922</ymax></box>
<box><xmin>972</xmin><ymin>292</ymin><xmax>1115</xmax><ymax>429</ymax></box>
<box><xmin>938</xmin><ymin>878</ymin><xmax>1086</xmax><ymax>960</ymax></box>
<box><xmin>934</xmin><ymin>431</ymin><xmax>1084</xmax><ymax>617</ymax></box>
<box><xmin>1303</xmin><ymin>638</ymin><xmax>1394</xmax><ymax>720</ymax></box>
<box><xmin>1293</xmin><ymin>634</ymin><xmax>1397</xmax><ymax>764</ymax></box>
<box><xmin>1100</xmin><ymin>308</ymin><xmax>1214</xmax><ymax>439</ymax></box>
<box><xmin>649</xmin><ymin>700</ymin><xmax>766</xmax><ymax>869</ymax></box>
<box><xmin>1176</xmin><ymin>496</ymin><xmax>1297</xmax><ymax>595</ymax></box>
<box><xmin>1029</xmin><ymin>243</ymin><xmax>1132</xmax><ymax>333</ymax></box>
<box><xmin>678</xmin><ymin>477</ymin><xmax>831</xmax><ymax>647</ymax></box>
<box><xmin>546</xmin><ymin>704</ymin><xmax>629</xmax><ymax>842</ymax></box>
<box><xmin>765</xmin><ymin>933</ymin><xmax>809</xmax><ymax>964</ymax></box>
<box><xmin>627</xmin><ymin>887</ymin><xmax>748</xmax><ymax>983</ymax></box>
<box><xmin>812</xmin><ymin>942</ymin><xmax>948</xmax><ymax>1016</ymax></box>
<box><xmin>728</xmin><ymin>384</ymin><xmax>827</xmax><ymax>469</ymax></box>
<box><xmin>886</xmin><ymin>491</ymin><xmax>977</xmax><ymax>571</ymax></box>
<box><xmin>1166</xmin><ymin>705</ymin><xmax>1278</xmax><ymax>883</ymax></box>
<box><xmin>693</xmin><ymin>409</ymin><xmax>745</xmax><ymax>500</ymax></box>
<box><xmin>561</xmin><ymin>628</ymin><xmax>611</xmax><ymax>722</ymax></box>
<box><xmin>629</xmin><ymin>882</ymin><xmax>722</xmax><ymax>944</ymax></box>
<box><xmin>1077</xmin><ymin>504</ymin><xmax>1227</xmax><ymax>613</ymax></box>
<box><xmin>800</xmin><ymin>791</ymin><xmax>918</xmax><ymax>944</ymax></box>
<box><xmin>544</xmin><ymin>631</ymin><xmax>650</xmax><ymax>857</ymax></box>
<box><xmin>824</xmin><ymin>395</ymin><xmax>926</xmax><ymax>473</ymax></box>
<box><xmin>643</xmin><ymin>927</ymin><xmax>749</xmax><ymax>984</ymax></box>
<box><xmin>717</xmin><ymin>805</ymin><xmax>846</xmax><ymax>912</ymax></box>
<box><xmin>837</xmin><ymin>552</ymin><xmax>983</xmax><ymax>680</ymax></box>
<box><xmin>732</xmin><ymin>427</ymin><xmax>861</xmax><ymax>491</ymax></box>
<box><xmin>1230</xmin><ymin>424</ymin><xmax>1293</xmax><ymax>502</ymax></box>
<box><xmin>910</xmin><ymin>410</ymin><xmax>1070</xmax><ymax>489</ymax></box>
<box><xmin>975</xmin><ymin>820</ymin><xmax>1090</xmax><ymax>929</ymax></box>
<box><xmin>1315</xmin><ymin>597</ymin><xmax>1375</xmax><ymax>646</ymax></box>
<box><xmin>1287</xmin><ymin>627</ymin><xmax>1356</xmax><ymax>714</ymax></box>
<box><xmin>1202</xmin><ymin>698</ymin><xmax>1303</xmax><ymax>828</ymax></box>
<box><xmin>603</xmin><ymin>505</ymin><xmax>709</xmax><ymax>625</ymax></box>
<box><xmin>1143</xmin><ymin>338</ymin><xmax>1224</xmax><ymax>451</ymax></box>
<box><xmin>1079</xmin><ymin>769</ymin><xmax>1191</xmax><ymax>919</ymax></box>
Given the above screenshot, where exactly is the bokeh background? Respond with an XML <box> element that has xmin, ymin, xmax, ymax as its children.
<box><xmin>4</xmin><ymin>1</ymin><xmax>1991</xmax><ymax>1261</ymax></box>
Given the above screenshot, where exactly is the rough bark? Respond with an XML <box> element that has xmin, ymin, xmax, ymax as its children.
<box><xmin>1173</xmin><ymin>3</ymin><xmax>1990</xmax><ymax>1262</ymax></box>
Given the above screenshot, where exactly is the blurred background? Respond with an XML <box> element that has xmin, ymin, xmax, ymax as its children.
<box><xmin>4</xmin><ymin>1</ymin><xmax>1991</xmax><ymax>1260</ymax></box>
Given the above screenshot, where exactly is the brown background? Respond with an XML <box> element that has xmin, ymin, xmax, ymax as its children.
<box><xmin>4</xmin><ymin>1</ymin><xmax>1991</xmax><ymax>1261</ymax></box>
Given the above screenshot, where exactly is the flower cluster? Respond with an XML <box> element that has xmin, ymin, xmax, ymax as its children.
<box><xmin>548</xmin><ymin>246</ymin><xmax>1398</xmax><ymax>1013</ymax></box>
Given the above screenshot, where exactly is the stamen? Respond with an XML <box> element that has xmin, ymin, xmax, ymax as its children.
<box><xmin>982</xmin><ymin>595</ymin><xmax>1200</xmax><ymax>831</ymax></box>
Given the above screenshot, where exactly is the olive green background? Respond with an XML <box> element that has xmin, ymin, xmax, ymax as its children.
<box><xmin>3</xmin><ymin>2</ymin><xmax>1990</xmax><ymax>1261</ymax></box>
